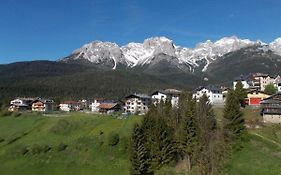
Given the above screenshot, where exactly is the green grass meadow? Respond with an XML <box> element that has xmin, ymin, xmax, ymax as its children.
<box><xmin>0</xmin><ymin>109</ymin><xmax>280</xmax><ymax>175</ymax></box>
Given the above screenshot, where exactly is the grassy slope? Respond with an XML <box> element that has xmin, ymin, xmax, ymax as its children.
<box><xmin>0</xmin><ymin>109</ymin><xmax>280</xmax><ymax>175</ymax></box>
<box><xmin>0</xmin><ymin>112</ymin><xmax>141</xmax><ymax>175</ymax></box>
<box><xmin>215</xmin><ymin>107</ymin><xmax>281</xmax><ymax>175</ymax></box>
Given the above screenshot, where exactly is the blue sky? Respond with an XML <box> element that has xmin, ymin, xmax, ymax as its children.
<box><xmin>0</xmin><ymin>0</ymin><xmax>281</xmax><ymax>63</ymax></box>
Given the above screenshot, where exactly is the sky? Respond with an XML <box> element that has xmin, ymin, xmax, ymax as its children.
<box><xmin>0</xmin><ymin>0</ymin><xmax>281</xmax><ymax>64</ymax></box>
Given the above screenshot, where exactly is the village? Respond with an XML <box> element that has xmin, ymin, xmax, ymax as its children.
<box><xmin>7</xmin><ymin>72</ymin><xmax>281</xmax><ymax>124</ymax></box>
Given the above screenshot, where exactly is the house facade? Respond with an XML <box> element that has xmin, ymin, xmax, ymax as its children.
<box><xmin>274</xmin><ymin>75</ymin><xmax>281</xmax><ymax>92</ymax></box>
<box><xmin>59</xmin><ymin>101</ymin><xmax>81</xmax><ymax>112</ymax></box>
<box><xmin>32</xmin><ymin>99</ymin><xmax>55</xmax><ymax>112</ymax></box>
<box><xmin>98</xmin><ymin>103</ymin><xmax>122</xmax><ymax>114</ymax></box>
<box><xmin>9</xmin><ymin>97</ymin><xmax>39</xmax><ymax>111</ymax></box>
<box><xmin>151</xmin><ymin>89</ymin><xmax>181</xmax><ymax>107</ymax></box>
<box><xmin>233</xmin><ymin>75</ymin><xmax>250</xmax><ymax>90</ymax></box>
<box><xmin>193</xmin><ymin>86</ymin><xmax>224</xmax><ymax>104</ymax></box>
<box><xmin>124</xmin><ymin>94</ymin><xmax>151</xmax><ymax>115</ymax></box>
<box><xmin>250</xmin><ymin>73</ymin><xmax>274</xmax><ymax>91</ymax></box>
<box><xmin>260</xmin><ymin>93</ymin><xmax>281</xmax><ymax>123</ymax></box>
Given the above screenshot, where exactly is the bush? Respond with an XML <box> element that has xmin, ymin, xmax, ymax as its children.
<box><xmin>12</xmin><ymin>112</ymin><xmax>22</xmax><ymax>118</ymax></box>
<box><xmin>20</xmin><ymin>146</ymin><xmax>29</xmax><ymax>155</ymax></box>
<box><xmin>0</xmin><ymin>137</ymin><xmax>4</xmax><ymax>143</ymax></box>
<box><xmin>1</xmin><ymin>110</ymin><xmax>12</xmax><ymax>117</ymax></box>
<box><xmin>30</xmin><ymin>144</ymin><xmax>44</xmax><ymax>155</ymax></box>
<box><xmin>57</xmin><ymin>143</ymin><xmax>68</xmax><ymax>152</ymax></box>
<box><xmin>108</xmin><ymin>132</ymin><xmax>120</xmax><ymax>146</ymax></box>
<box><xmin>8</xmin><ymin>144</ymin><xmax>29</xmax><ymax>156</ymax></box>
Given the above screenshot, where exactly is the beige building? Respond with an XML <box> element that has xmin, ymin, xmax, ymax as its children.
<box><xmin>251</xmin><ymin>73</ymin><xmax>274</xmax><ymax>91</ymax></box>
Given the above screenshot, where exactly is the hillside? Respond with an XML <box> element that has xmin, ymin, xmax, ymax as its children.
<box><xmin>0</xmin><ymin>110</ymin><xmax>280</xmax><ymax>175</ymax></box>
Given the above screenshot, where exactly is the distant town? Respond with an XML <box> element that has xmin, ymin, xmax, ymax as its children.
<box><xmin>7</xmin><ymin>72</ymin><xmax>281</xmax><ymax>124</ymax></box>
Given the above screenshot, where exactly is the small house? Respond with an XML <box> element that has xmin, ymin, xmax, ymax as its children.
<box><xmin>32</xmin><ymin>99</ymin><xmax>55</xmax><ymax>112</ymax></box>
<box><xmin>233</xmin><ymin>75</ymin><xmax>250</xmax><ymax>90</ymax></box>
<box><xmin>98</xmin><ymin>102</ymin><xmax>122</xmax><ymax>114</ymax></box>
<box><xmin>193</xmin><ymin>85</ymin><xmax>224</xmax><ymax>105</ymax></box>
<box><xmin>8</xmin><ymin>97</ymin><xmax>39</xmax><ymax>111</ymax></box>
<box><xmin>151</xmin><ymin>89</ymin><xmax>182</xmax><ymax>107</ymax></box>
<box><xmin>260</xmin><ymin>93</ymin><xmax>281</xmax><ymax>123</ymax></box>
<box><xmin>59</xmin><ymin>101</ymin><xmax>81</xmax><ymax>112</ymax></box>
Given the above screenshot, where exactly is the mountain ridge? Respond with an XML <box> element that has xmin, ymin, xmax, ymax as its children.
<box><xmin>61</xmin><ymin>36</ymin><xmax>281</xmax><ymax>72</ymax></box>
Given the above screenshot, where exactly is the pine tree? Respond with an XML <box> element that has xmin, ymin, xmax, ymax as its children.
<box><xmin>196</xmin><ymin>94</ymin><xmax>218</xmax><ymax>175</ymax></box>
<box><xmin>234</xmin><ymin>81</ymin><xmax>247</xmax><ymax>107</ymax></box>
<box><xmin>178</xmin><ymin>93</ymin><xmax>198</xmax><ymax>170</ymax></box>
<box><xmin>130</xmin><ymin>123</ymin><xmax>151</xmax><ymax>175</ymax></box>
<box><xmin>223</xmin><ymin>90</ymin><xmax>246</xmax><ymax>148</ymax></box>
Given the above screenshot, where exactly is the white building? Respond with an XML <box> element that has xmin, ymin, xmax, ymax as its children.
<box><xmin>124</xmin><ymin>94</ymin><xmax>151</xmax><ymax>115</ymax></box>
<box><xmin>9</xmin><ymin>97</ymin><xmax>39</xmax><ymax>111</ymax></box>
<box><xmin>151</xmin><ymin>89</ymin><xmax>181</xmax><ymax>107</ymax></box>
<box><xmin>233</xmin><ymin>80</ymin><xmax>250</xmax><ymax>90</ymax></box>
<box><xmin>193</xmin><ymin>86</ymin><xmax>224</xmax><ymax>104</ymax></box>
<box><xmin>90</xmin><ymin>99</ymin><xmax>102</xmax><ymax>113</ymax></box>
<box><xmin>59</xmin><ymin>101</ymin><xmax>81</xmax><ymax>112</ymax></box>
<box><xmin>274</xmin><ymin>75</ymin><xmax>281</xmax><ymax>92</ymax></box>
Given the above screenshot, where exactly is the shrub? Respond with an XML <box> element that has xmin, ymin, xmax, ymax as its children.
<box><xmin>12</xmin><ymin>112</ymin><xmax>22</xmax><ymax>118</ymax></box>
<box><xmin>8</xmin><ymin>144</ymin><xmax>29</xmax><ymax>156</ymax></box>
<box><xmin>42</xmin><ymin>145</ymin><xmax>52</xmax><ymax>153</ymax></box>
<box><xmin>108</xmin><ymin>132</ymin><xmax>120</xmax><ymax>146</ymax></box>
<box><xmin>0</xmin><ymin>137</ymin><xmax>4</xmax><ymax>143</ymax></box>
<box><xmin>1</xmin><ymin>110</ymin><xmax>12</xmax><ymax>117</ymax></box>
<box><xmin>20</xmin><ymin>146</ymin><xmax>29</xmax><ymax>155</ymax></box>
<box><xmin>30</xmin><ymin>144</ymin><xmax>44</xmax><ymax>155</ymax></box>
<box><xmin>57</xmin><ymin>143</ymin><xmax>68</xmax><ymax>152</ymax></box>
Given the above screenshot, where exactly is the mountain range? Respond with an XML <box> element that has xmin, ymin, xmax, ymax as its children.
<box><xmin>61</xmin><ymin>36</ymin><xmax>281</xmax><ymax>73</ymax></box>
<box><xmin>1</xmin><ymin>36</ymin><xmax>281</xmax><ymax>100</ymax></box>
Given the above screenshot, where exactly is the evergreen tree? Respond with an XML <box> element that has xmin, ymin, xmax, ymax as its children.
<box><xmin>223</xmin><ymin>90</ymin><xmax>246</xmax><ymax>148</ymax></box>
<box><xmin>178</xmin><ymin>93</ymin><xmax>198</xmax><ymax>170</ymax></box>
<box><xmin>130</xmin><ymin>123</ymin><xmax>151</xmax><ymax>175</ymax></box>
<box><xmin>234</xmin><ymin>81</ymin><xmax>247</xmax><ymax>107</ymax></box>
<box><xmin>196</xmin><ymin>94</ymin><xmax>217</xmax><ymax>175</ymax></box>
<box><xmin>264</xmin><ymin>83</ymin><xmax>277</xmax><ymax>95</ymax></box>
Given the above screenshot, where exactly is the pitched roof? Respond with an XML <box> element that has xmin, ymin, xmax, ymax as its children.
<box><xmin>152</xmin><ymin>89</ymin><xmax>182</xmax><ymax>96</ymax></box>
<box><xmin>125</xmin><ymin>93</ymin><xmax>151</xmax><ymax>99</ymax></box>
<box><xmin>98</xmin><ymin>103</ymin><xmax>118</xmax><ymax>109</ymax></box>
<box><xmin>195</xmin><ymin>85</ymin><xmax>222</xmax><ymax>93</ymax></box>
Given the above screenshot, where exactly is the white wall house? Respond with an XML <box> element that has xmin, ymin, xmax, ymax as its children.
<box><xmin>9</xmin><ymin>97</ymin><xmax>39</xmax><ymax>111</ymax></box>
<box><xmin>193</xmin><ymin>86</ymin><xmax>224</xmax><ymax>104</ymax></box>
<box><xmin>90</xmin><ymin>99</ymin><xmax>101</xmax><ymax>113</ymax></box>
<box><xmin>151</xmin><ymin>89</ymin><xmax>181</xmax><ymax>107</ymax></box>
<box><xmin>124</xmin><ymin>94</ymin><xmax>151</xmax><ymax>115</ymax></box>
<box><xmin>59</xmin><ymin>101</ymin><xmax>81</xmax><ymax>112</ymax></box>
<box><xmin>274</xmin><ymin>75</ymin><xmax>281</xmax><ymax>92</ymax></box>
<box><xmin>233</xmin><ymin>80</ymin><xmax>250</xmax><ymax>90</ymax></box>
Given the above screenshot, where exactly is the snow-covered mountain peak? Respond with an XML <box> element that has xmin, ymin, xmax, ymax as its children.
<box><xmin>62</xmin><ymin>36</ymin><xmax>281</xmax><ymax>72</ymax></box>
<box><xmin>269</xmin><ymin>37</ymin><xmax>281</xmax><ymax>55</ymax></box>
